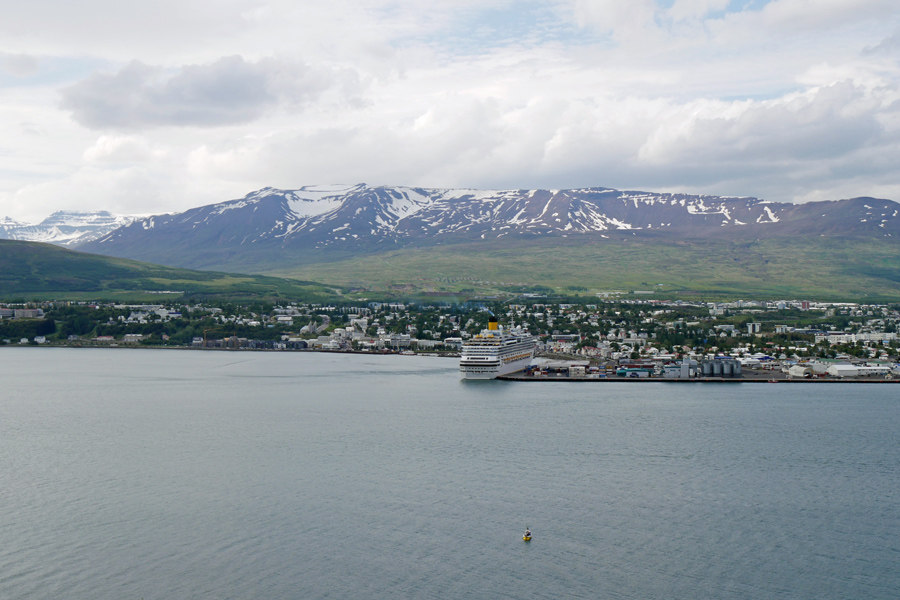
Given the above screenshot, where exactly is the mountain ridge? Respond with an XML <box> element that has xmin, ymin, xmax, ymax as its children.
<box><xmin>65</xmin><ymin>184</ymin><xmax>900</xmax><ymax>299</ymax></box>
<box><xmin>79</xmin><ymin>184</ymin><xmax>900</xmax><ymax>269</ymax></box>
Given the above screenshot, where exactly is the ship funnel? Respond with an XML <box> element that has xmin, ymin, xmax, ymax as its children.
<box><xmin>488</xmin><ymin>318</ymin><xmax>499</xmax><ymax>331</ymax></box>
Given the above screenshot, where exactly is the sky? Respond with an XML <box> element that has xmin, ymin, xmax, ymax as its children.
<box><xmin>1</xmin><ymin>0</ymin><xmax>900</xmax><ymax>222</ymax></box>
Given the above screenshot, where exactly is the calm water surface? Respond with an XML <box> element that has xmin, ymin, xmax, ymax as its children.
<box><xmin>1</xmin><ymin>348</ymin><xmax>898</xmax><ymax>599</ymax></box>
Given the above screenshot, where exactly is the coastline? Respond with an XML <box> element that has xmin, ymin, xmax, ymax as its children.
<box><xmin>5</xmin><ymin>345</ymin><xmax>897</xmax><ymax>382</ymax></box>
<box><xmin>498</xmin><ymin>373</ymin><xmax>899</xmax><ymax>383</ymax></box>
<box><xmin>0</xmin><ymin>343</ymin><xmax>459</xmax><ymax>357</ymax></box>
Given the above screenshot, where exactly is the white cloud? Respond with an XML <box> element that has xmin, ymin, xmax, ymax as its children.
<box><xmin>169</xmin><ymin>73</ymin><xmax>900</xmax><ymax>205</ymax></box>
<box><xmin>863</xmin><ymin>29</ymin><xmax>900</xmax><ymax>55</ymax></box>
<box><xmin>1</xmin><ymin>0</ymin><xmax>900</xmax><ymax>222</ymax></box>
<box><xmin>83</xmin><ymin>135</ymin><xmax>165</xmax><ymax>163</ymax></box>
<box><xmin>0</xmin><ymin>53</ymin><xmax>40</xmax><ymax>77</ymax></box>
<box><xmin>668</xmin><ymin>0</ymin><xmax>730</xmax><ymax>23</ymax></box>
<box><xmin>60</xmin><ymin>56</ymin><xmax>361</xmax><ymax>129</ymax></box>
<box><xmin>572</xmin><ymin>0</ymin><xmax>658</xmax><ymax>34</ymax></box>
<box><xmin>757</xmin><ymin>0</ymin><xmax>899</xmax><ymax>32</ymax></box>
<box><xmin>573</xmin><ymin>0</ymin><xmax>732</xmax><ymax>33</ymax></box>
<box><xmin>4</xmin><ymin>166</ymin><xmax>171</xmax><ymax>221</ymax></box>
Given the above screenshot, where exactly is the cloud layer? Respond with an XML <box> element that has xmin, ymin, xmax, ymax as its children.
<box><xmin>2</xmin><ymin>0</ymin><xmax>900</xmax><ymax>220</ymax></box>
<box><xmin>61</xmin><ymin>56</ymin><xmax>358</xmax><ymax>129</ymax></box>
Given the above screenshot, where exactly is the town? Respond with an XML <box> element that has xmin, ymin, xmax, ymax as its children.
<box><xmin>3</xmin><ymin>296</ymin><xmax>899</xmax><ymax>380</ymax></box>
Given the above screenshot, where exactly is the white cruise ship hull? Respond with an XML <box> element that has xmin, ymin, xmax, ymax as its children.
<box><xmin>459</xmin><ymin>353</ymin><xmax>533</xmax><ymax>379</ymax></box>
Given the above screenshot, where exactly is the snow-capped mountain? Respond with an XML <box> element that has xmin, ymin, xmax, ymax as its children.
<box><xmin>78</xmin><ymin>184</ymin><xmax>900</xmax><ymax>269</ymax></box>
<box><xmin>0</xmin><ymin>211</ymin><xmax>137</xmax><ymax>247</ymax></box>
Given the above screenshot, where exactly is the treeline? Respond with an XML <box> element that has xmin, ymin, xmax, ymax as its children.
<box><xmin>0</xmin><ymin>318</ymin><xmax>56</xmax><ymax>340</ymax></box>
<box><xmin>10</xmin><ymin>304</ymin><xmax>299</xmax><ymax>345</ymax></box>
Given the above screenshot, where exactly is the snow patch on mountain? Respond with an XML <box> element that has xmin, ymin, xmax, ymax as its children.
<box><xmin>288</xmin><ymin>197</ymin><xmax>345</xmax><ymax>218</ymax></box>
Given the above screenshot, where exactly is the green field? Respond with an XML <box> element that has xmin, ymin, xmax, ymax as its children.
<box><xmin>259</xmin><ymin>236</ymin><xmax>900</xmax><ymax>302</ymax></box>
<box><xmin>5</xmin><ymin>234</ymin><xmax>900</xmax><ymax>303</ymax></box>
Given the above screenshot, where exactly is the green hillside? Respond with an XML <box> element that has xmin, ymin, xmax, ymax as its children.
<box><xmin>4</xmin><ymin>234</ymin><xmax>899</xmax><ymax>304</ymax></box>
<box><xmin>259</xmin><ymin>236</ymin><xmax>900</xmax><ymax>302</ymax></box>
<box><xmin>0</xmin><ymin>240</ymin><xmax>342</xmax><ymax>302</ymax></box>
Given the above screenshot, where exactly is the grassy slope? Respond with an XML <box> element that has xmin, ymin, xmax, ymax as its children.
<box><xmin>0</xmin><ymin>240</ymin><xmax>342</xmax><ymax>302</ymax></box>
<box><xmin>6</xmin><ymin>234</ymin><xmax>897</xmax><ymax>303</ymax></box>
<box><xmin>258</xmin><ymin>236</ymin><xmax>900</xmax><ymax>301</ymax></box>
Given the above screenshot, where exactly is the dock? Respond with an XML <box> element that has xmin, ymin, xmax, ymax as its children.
<box><xmin>498</xmin><ymin>372</ymin><xmax>899</xmax><ymax>383</ymax></box>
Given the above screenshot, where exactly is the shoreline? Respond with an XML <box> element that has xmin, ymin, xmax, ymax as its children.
<box><xmin>0</xmin><ymin>343</ymin><xmax>459</xmax><ymax>357</ymax></box>
<box><xmin>498</xmin><ymin>374</ymin><xmax>899</xmax><ymax>383</ymax></box>
<box><xmin>7</xmin><ymin>345</ymin><xmax>897</xmax><ymax>382</ymax></box>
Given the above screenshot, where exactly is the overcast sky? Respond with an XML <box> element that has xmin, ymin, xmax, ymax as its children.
<box><xmin>1</xmin><ymin>0</ymin><xmax>899</xmax><ymax>221</ymax></box>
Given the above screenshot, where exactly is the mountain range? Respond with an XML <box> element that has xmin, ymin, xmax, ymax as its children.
<box><xmin>79</xmin><ymin>184</ymin><xmax>899</xmax><ymax>267</ymax></box>
<box><xmin>7</xmin><ymin>184</ymin><xmax>900</xmax><ymax>299</ymax></box>
<box><xmin>0</xmin><ymin>211</ymin><xmax>136</xmax><ymax>247</ymax></box>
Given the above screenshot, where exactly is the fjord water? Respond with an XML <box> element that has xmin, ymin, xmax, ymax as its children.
<box><xmin>1</xmin><ymin>349</ymin><xmax>898</xmax><ymax>599</ymax></box>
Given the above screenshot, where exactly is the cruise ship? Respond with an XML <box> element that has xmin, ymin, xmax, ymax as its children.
<box><xmin>459</xmin><ymin>319</ymin><xmax>536</xmax><ymax>379</ymax></box>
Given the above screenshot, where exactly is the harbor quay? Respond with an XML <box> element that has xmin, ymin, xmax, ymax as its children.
<box><xmin>495</xmin><ymin>356</ymin><xmax>899</xmax><ymax>383</ymax></box>
<box><xmin>498</xmin><ymin>372</ymin><xmax>900</xmax><ymax>383</ymax></box>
